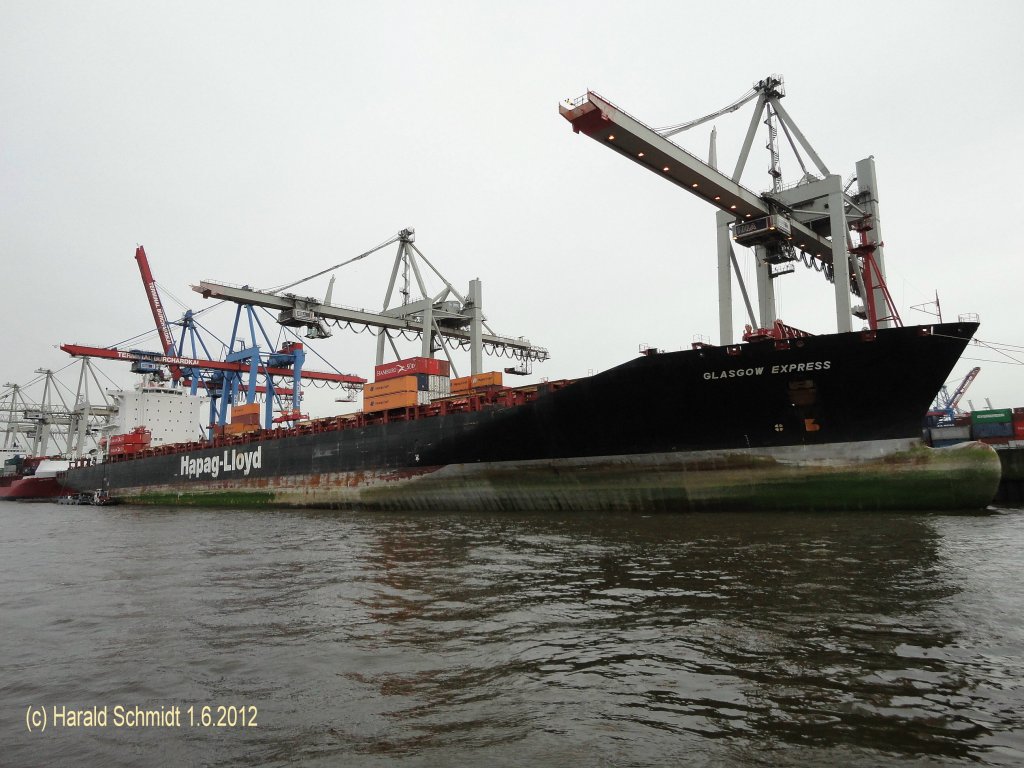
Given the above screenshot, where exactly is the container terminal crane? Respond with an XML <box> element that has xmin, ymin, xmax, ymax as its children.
<box><xmin>559</xmin><ymin>75</ymin><xmax>901</xmax><ymax>344</ymax></box>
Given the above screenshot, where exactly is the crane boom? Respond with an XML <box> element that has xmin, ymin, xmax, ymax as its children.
<box><xmin>948</xmin><ymin>367</ymin><xmax>981</xmax><ymax>412</ymax></box>
<box><xmin>559</xmin><ymin>91</ymin><xmax>835</xmax><ymax>262</ymax></box>
<box><xmin>192</xmin><ymin>281</ymin><xmax>548</xmax><ymax>361</ymax></box>
<box><xmin>134</xmin><ymin>245</ymin><xmax>191</xmax><ymax>385</ymax></box>
<box><xmin>135</xmin><ymin>246</ymin><xmax>176</xmax><ymax>356</ymax></box>
<box><xmin>60</xmin><ymin>344</ymin><xmax>365</xmax><ymax>385</ymax></box>
<box><xmin>559</xmin><ymin>81</ymin><xmax>900</xmax><ymax>339</ymax></box>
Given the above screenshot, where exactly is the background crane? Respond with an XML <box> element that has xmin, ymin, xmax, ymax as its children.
<box><xmin>63</xmin><ymin>248</ymin><xmax>366</xmax><ymax>436</ymax></box>
<box><xmin>928</xmin><ymin>367</ymin><xmax>981</xmax><ymax>426</ymax></box>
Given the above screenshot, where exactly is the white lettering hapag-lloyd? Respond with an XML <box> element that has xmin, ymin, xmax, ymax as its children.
<box><xmin>703</xmin><ymin>360</ymin><xmax>832</xmax><ymax>381</ymax></box>
<box><xmin>180</xmin><ymin>446</ymin><xmax>263</xmax><ymax>479</ymax></box>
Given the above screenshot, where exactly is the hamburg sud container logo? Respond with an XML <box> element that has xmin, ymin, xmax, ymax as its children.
<box><xmin>377</xmin><ymin>361</ymin><xmax>418</xmax><ymax>377</ymax></box>
<box><xmin>181</xmin><ymin>446</ymin><xmax>262</xmax><ymax>479</ymax></box>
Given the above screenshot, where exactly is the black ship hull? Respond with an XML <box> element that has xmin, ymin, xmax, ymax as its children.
<box><xmin>61</xmin><ymin>322</ymin><xmax>1001</xmax><ymax>511</ymax></box>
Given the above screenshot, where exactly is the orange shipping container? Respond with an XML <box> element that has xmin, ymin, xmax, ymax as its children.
<box><xmin>232</xmin><ymin>413</ymin><xmax>261</xmax><ymax>426</ymax></box>
<box><xmin>471</xmin><ymin>371</ymin><xmax>503</xmax><ymax>388</ymax></box>
<box><xmin>451</xmin><ymin>372</ymin><xmax>503</xmax><ymax>393</ymax></box>
<box><xmin>224</xmin><ymin>423</ymin><xmax>260</xmax><ymax>435</ymax></box>
<box><xmin>363</xmin><ymin>390</ymin><xmax>420</xmax><ymax>411</ymax></box>
<box><xmin>231</xmin><ymin>402</ymin><xmax>261</xmax><ymax>418</ymax></box>
<box><xmin>365</xmin><ymin>376</ymin><xmax>420</xmax><ymax>397</ymax></box>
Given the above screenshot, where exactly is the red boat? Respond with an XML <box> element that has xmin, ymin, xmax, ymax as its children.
<box><xmin>0</xmin><ymin>456</ymin><xmax>70</xmax><ymax>501</ymax></box>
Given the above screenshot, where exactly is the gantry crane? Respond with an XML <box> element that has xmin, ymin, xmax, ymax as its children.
<box><xmin>559</xmin><ymin>76</ymin><xmax>901</xmax><ymax>344</ymax></box>
<box><xmin>194</xmin><ymin>228</ymin><xmax>549</xmax><ymax>378</ymax></box>
<box><xmin>60</xmin><ymin>343</ymin><xmax>364</xmax><ymax>432</ymax></box>
<box><xmin>928</xmin><ymin>367</ymin><xmax>981</xmax><ymax>426</ymax></box>
<box><xmin>1</xmin><ymin>361</ymin><xmax>113</xmax><ymax>460</ymax></box>
<box><xmin>63</xmin><ymin>247</ymin><xmax>366</xmax><ymax>436</ymax></box>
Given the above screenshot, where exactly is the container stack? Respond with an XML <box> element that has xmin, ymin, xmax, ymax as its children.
<box><xmin>108</xmin><ymin>427</ymin><xmax>152</xmax><ymax>456</ymax></box>
<box><xmin>929</xmin><ymin>424</ymin><xmax>972</xmax><ymax>447</ymax></box>
<box><xmin>971</xmin><ymin>408</ymin><xmax>1013</xmax><ymax>443</ymax></box>
<box><xmin>450</xmin><ymin>371</ymin><xmax>503</xmax><ymax>395</ymax></box>
<box><xmin>365</xmin><ymin>357</ymin><xmax>451</xmax><ymax>411</ymax></box>
<box><xmin>3</xmin><ymin>455</ymin><xmax>24</xmax><ymax>476</ymax></box>
<box><xmin>226</xmin><ymin>402</ymin><xmax>262</xmax><ymax>435</ymax></box>
<box><xmin>1013</xmin><ymin>408</ymin><xmax>1024</xmax><ymax>443</ymax></box>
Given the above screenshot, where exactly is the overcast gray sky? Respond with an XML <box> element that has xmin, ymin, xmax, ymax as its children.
<box><xmin>2</xmin><ymin>0</ymin><xmax>1022</xmax><ymax>415</ymax></box>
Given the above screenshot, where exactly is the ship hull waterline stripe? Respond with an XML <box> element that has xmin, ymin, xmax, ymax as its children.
<box><xmin>74</xmin><ymin>439</ymin><xmax>1000</xmax><ymax>512</ymax></box>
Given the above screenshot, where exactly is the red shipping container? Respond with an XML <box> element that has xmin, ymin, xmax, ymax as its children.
<box><xmin>1014</xmin><ymin>421</ymin><xmax>1024</xmax><ymax>438</ymax></box>
<box><xmin>109</xmin><ymin>428</ymin><xmax>151</xmax><ymax>447</ymax></box>
<box><xmin>375</xmin><ymin>357</ymin><xmax>450</xmax><ymax>382</ymax></box>
<box><xmin>109</xmin><ymin>442</ymin><xmax>149</xmax><ymax>456</ymax></box>
<box><xmin>978</xmin><ymin>436</ymin><xmax>1011</xmax><ymax>446</ymax></box>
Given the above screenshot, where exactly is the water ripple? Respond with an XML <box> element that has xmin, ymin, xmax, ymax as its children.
<box><xmin>2</xmin><ymin>506</ymin><xmax>1023</xmax><ymax>766</ymax></box>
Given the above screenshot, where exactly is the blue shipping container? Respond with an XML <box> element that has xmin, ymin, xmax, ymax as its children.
<box><xmin>972</xmin><ymin>422</ymin><xmax>1013</xmax><ymax>438</ymax></box>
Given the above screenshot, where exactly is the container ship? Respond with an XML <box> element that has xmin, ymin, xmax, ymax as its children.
<box><xmin>0</xmin><ymin>378</ymin><xmax>210</xmax><ymax>503</ymax></box>
<box><xmin>0</xmin><ymin>453</ymin><xmax>70</xmax><ymax>501</ymax></box>
<box><xmin>56</xmin><ymin>78</ymin><xmax>1004</xmax><ymax>510</ymax></box>
<box><xmin>0</xmin><ymin>379</ymin><xmax>73</xmax><ymax>500</ymax></box>
<box><xmin>59</xmin><ymin>320</ymin><xmax>1000</xmax><ymax>511</ymax></box>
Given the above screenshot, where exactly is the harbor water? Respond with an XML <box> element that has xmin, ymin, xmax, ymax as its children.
<box><xmin>2</xmin><ymin>502</ymin><xmax>1023</xmax><ymax>767</ymax></box>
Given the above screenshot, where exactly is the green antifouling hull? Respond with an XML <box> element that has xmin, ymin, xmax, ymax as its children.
<box><xmin>132</xmin><ymin>491</ymin><xmax>278</xmax><ymax>508</ymax></box>
<box><xmin>115</xmin><ymin>441</ymin><xmax>1001</xmax><ymax>513</ymax></box>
